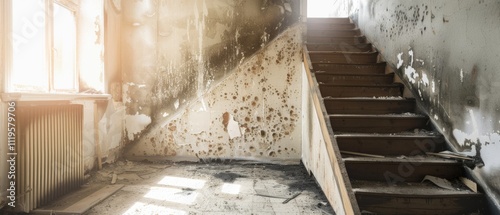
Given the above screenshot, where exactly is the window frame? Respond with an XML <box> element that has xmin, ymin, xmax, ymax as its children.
<box><xmin>3</xmin><ymin>0</ymin><xmax>80</xmax><ymax>94</ymax></box>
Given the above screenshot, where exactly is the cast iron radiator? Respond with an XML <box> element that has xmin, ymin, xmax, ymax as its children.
<box><xmin>14</xmin><ymin>104</ymin><xmax>84</xmax><ymax>212</ymax></box>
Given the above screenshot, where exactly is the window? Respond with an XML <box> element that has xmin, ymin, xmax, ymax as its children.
<box><xmin>8</xmin><ymin>0</ymin><xmax>78</xmax><ymax>93</ymax></box>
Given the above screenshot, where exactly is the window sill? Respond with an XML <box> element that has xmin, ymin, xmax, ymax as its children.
<box><xmin>1</xmin><ymin>92</ymin><xmax>111</xmax><ymax>102</ymax></box>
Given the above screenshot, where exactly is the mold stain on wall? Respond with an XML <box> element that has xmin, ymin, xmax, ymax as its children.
<box><xmin>125</xmin><ymin>25</ymin><xmax>303</xmax><ymax>161</ymax></box>
<box><xmin>121</xmin><ymin>0</ymin><xmax>300</xmax><ymax>144</ymax></box>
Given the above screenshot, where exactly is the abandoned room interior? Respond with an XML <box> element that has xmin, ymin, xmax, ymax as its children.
<box><xmin>1</xmin><ymin>0</ymin><xmax>500</xmax><ymax>214</ymax></box>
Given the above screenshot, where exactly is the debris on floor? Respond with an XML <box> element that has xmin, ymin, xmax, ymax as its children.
<box><xmin>83</xmin><ymin>161</ymin><xmax>335</xmax><ymax>215</ymax></box>
<box><xmin>422</xmin><ymin>175</ymin><xmax>455</xmax><ymax>190</ymax></box>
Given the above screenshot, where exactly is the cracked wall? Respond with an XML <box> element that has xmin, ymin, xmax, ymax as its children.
<box><xmin>125</xmin><ymin>25</ymin><xmax>303</xmax><ymax>162</ymax></box>
<box><xmin>349</xmin><ymin>0</ymin><xmax>500</xmax><ymax>212</ymax></box>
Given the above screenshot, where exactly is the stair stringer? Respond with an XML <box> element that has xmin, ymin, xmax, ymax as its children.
<box><xmin>301</xmin><ymin>45</ymin><xmax>361</xmax><ymax>215</ymax></box>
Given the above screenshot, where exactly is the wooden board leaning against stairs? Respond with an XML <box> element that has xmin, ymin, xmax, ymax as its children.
<box><xmin>306</xmin><ymin>17</ymin><xmax>487</xmax><ymax>215</ymax></box>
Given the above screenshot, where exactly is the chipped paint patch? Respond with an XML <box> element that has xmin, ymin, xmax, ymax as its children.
<box><xmin>460</xmin><ymin>69</ymin><xmax>464</xmax><ymax>83</ymax></box>
<box><xmin>405</xmin><ymin>66</ymin><xmax>417</xmax><ymax>84</ymax></box>
<box><xmin>408</xmin><ymin>49</ymin><xmax>414</xmax><ymax>65</ymax></box>
<box><xmin>416</xmin><ymin>59</ymin><xmax>425</xmax><ymax>65</ymax></box>
<box><xmin>226</xmin><ymin>113</ymin><xmax>242</xmax><ymax>139</ymax></box>
<box><xmin>403</xmin><ymin>49</ymin><xmax>418</xmax><ymax>84</ymax></box>
<box><xmin>125</xmin><ymin>114</ymin><xmax>152</xmax><ymax>141</ymax></box>
<box><xmin>396</xmin><ymin>52</ymin><xmax>404</xmax><ymax>69</ymax></box>
<box><xmin>421</xmin><ymin>73</ymin><xmax>430</xmax><ymax>87</ymax></box>
<box><xmin>174</xmin><ymin>99</ymin><xmax>180</xmax><ymax>109</ymax></box>
<box><xmin>453</xmin><ymin>128</ymin><xmax>500</xmax><ymax>148</ymax></box>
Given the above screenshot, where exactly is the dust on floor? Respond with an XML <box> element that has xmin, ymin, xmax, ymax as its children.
<box><xmin>85</xmin><ymin>161</ymin><xmax>335</xmax><ymax>215</ymax></box>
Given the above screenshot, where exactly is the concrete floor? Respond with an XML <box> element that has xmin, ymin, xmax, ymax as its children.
<box><xmin>84</xmin><ymin>161</ymin><xmax>335</xmax><ymax>215</ymax></box>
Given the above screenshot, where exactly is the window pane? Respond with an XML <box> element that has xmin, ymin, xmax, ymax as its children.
<box><xmin>53</xmin><ymin>3</ymin><xmax>77</xmax><ymax>91</ymax></box>
<box><xmin>11</xmin><ymin>0</ymin><xmax>48</xmax><ymax>92</ymax></box>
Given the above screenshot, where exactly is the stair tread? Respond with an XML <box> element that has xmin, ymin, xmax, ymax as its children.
<box><xmin>306</xmin><ymin>44</ymin><xmax>372</xmax><ymax>52</ymax></box>
<box><xmin>335</xmin><ymin>133</ymin><xmax>442</xmax><ymax>138</ymax></box>
<box><xmin>307</xmin><ymin>36</ymin><xmax>367</xmax><ymax>44</ymax></box>
<box><xmin>320</xmin><ymin>83</ymin><xmax>403</xmax><ymax>87</ymax></box>
<box><xmin>352</xmin><ymin>180</ymin><xmax>479</xmax><ymax>196</ymax></box>
<box><xmin>306</xmin><ymin>42</ymin><xmax>371</xmax><ymax>48</ymax></box>
<box><xmin>309</xmin><ymin>51</ymin><xmax>377</xmax><ymax>55</ymax></box>
<box><xmin>309</xmin><ymin>35</ymin><xmax>365</xmax><ymax>38</ymax></box>
<box><xmin>330</xmin><ymin>114</ymin><xmax>426</xmax><ymax>118</ymax></box>
<box><xmin>308</xmin><ymin>17</ymin><xmax>351</xmax><ymax>23</ymax></box>
<box><xmin>315</xmin><ymin>62</ymin><xmax>385</xmax><ymax>65</ymax></box>
<box><xmin>343</xmin><ymin>156</ymin><xmax>460</xmax><ymax>164</ymax></box>
<box><xmin>324</xmin><ymin>96</ymin><xmax>412</xmax><ymax>100</ymax></box>
<box><xmin>316</xmin><ymin>72</ymin><xmax>393</xmax><ymax>77</ymax></box>
<box><xmin>308</xmin><ymin>28</ymin><xmax>360</xmax><ymax>31</ymax></box>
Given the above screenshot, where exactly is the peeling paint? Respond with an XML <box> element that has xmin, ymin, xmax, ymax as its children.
<box><xmin>226</xmin><ymin>113</ymin><xmax>242</xmax><ymax>139</ymax></box>
<box><xmin>408</xmin><ymin>49</ymin><xmax>414</xmax><ymax>65</ymax></box>
<box><xmin>421</xmin><ymin>73</ymin><xmax>429</xmax><ymax>87</ymax></box>
<box><xmin>122</xmin><ymin>0</ymin><xmax>301</xmax><ymax>144</ymax></box>
<box><xmin>174</xmin><ymin>99</ymin><xmax>180</xmax><ymax>109</ymax></box>
<box><xmin>460</xmin><ymin>69</ymin><xmax>464</xmax><ymax>83</ymax></box>
<box><xmin>405</xmin><ymin>65</ymin><xmax>417</xmax><ymax>84</ymax></box>
<box><xmin>125</xmin><ymin>25</ymin><xmax>303</xmax><ymax>161</ymax></box>
<box><xmin>416</xmin><ymin>59</ymin><xmax>425</xmax><ymax>65</ymax></box>
<box><xmin>125</xmin><ymin>114</ymin><xmax>152</xmax><ymax>141</ymax></box>
<box><xmin>396</xmin><ymin>52</ymin><xmax>404</xmax><ymax>69</ymax></box>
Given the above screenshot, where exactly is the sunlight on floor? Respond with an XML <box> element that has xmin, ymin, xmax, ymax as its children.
<box><xmin>123</xmin><ymin>202</ymin><xmax>186</xmax><ymax>215</ymax></box>
<box><xmin>144</xmin><ymin>186</ymin><xmax>199</xmax><ymax>205</ymax></box>
<box><xmin>221</xmin><ymin>183</ymin><xmax>241</xmax><ymax>195</ymax></box>
<box><xmin>157</xmin><ymin>176</ymin><xmax>206</xmax><ymax>189</ymax></box>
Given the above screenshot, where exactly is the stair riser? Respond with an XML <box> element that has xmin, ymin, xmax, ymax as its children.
<box><xmin>308</xmin><ymin>23</ymin><xmax>356</xmax><ymax>30</ymax></box>
<box><xmin>307</xmin><ymin>36</ymin><xmax>366</xmax><ymax>44</ymax></box>
<box><xmin>324</xmin><ymin>99</ymin><xmax>415</xmax><ymax>114</ymax></box>
<box><xmin>316</xmin><ymin>74</ymin><xmax>393</xmax><ymax>85</ymax></box>
<box><xmin>307</xmin><ymin>43</ymin><xmax>372</xmax><ymax>52</ymax></box>
<box><xmin>308</xmin><ymin>18</ymin><xmax>351</xmax><ymax>24</ymax></box>
<box><xmin>320</xmin><ymin>85</ymin><xmax>402</xmax><ymax>98</ymax></box>
<box><xmin>345</xmin><ymin>162</ymin><xmax>463</xmax><ymax>182</ymax></box>
<box><xmin>308</xmin><ymin>29</ymin><xmax>361</xmax><ymax>37</ymax></box>
<box><xmin>330</xmin><ymin>117</ymin><xmax>429</xmax><ymax>133</ymax></box>
<box><xmin>313</xmin><ymin>63</ymin><xmax>386</xmax><ymax>74</ymax></box>
<box><xmin>355</xmin><ymin>194</ymin><xmax>485</xmax><ymax>215</ymax></box>
<box><xmin>310</xmin><ymin>53</ymin><xmax>378</xmax><ymax>64</ymax></box>
<box><xmin>337</xmin><ymin>137</ymin><xmax>446</xmax><ymax>156</ymax></box>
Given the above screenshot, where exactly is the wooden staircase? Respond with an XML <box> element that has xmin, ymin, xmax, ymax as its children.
<box><xmin>306</xmin><ymin>18</ymin><xmax>487</xmax><ymax>215</ymax></box>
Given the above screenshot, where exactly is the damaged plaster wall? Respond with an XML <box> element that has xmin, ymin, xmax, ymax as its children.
<box><xmin>121</xmin><ymin>0</ymin><xmax>300</xmax><ymax>145</ymax></box>
<box><xmin>105</xmin><ymin>0</ymin><xmax>123</xmax><ymax>100</ymax></box>
<box><xmin>78</xmin><ymin>0</ymin><xmax>105</xmax><ymax>92</ymax></box>
<box><xmin>125</xmin><ymin>25</ymin><xmax>303</xmax><ymax>162</ymax></box>
<box><xmin>79</xmin><ymin>0</ymin><xmax>125</xmax><ymax>172</ymax></box>
<box><xmin>75</xmin><ymin>100</ymin><xmax>125</xmax><ymax>172</ymax></box>
<box><xmin>349</xmin><ymin>0</ymin><xmax>500</xmax><ymax>212</ymax></box>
